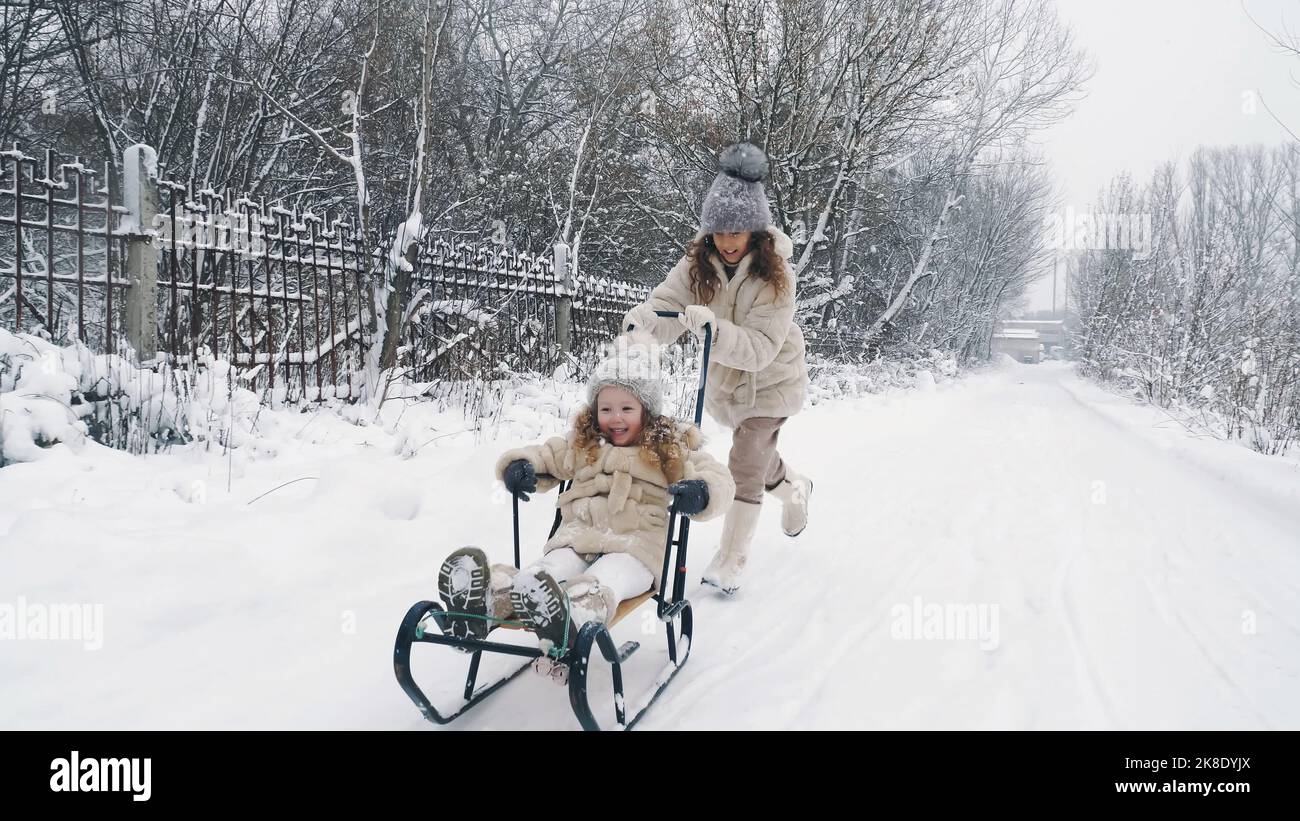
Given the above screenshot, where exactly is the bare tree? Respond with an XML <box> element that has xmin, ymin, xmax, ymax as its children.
<box><xmin>865</xmin><ymin>0</ymin><xmax>1086</xmax><ymax>340</ymax></box>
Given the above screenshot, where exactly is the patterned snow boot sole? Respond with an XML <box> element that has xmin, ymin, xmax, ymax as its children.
<box><xmin>510</xmin><ymin>571</ymin><xmax>574</xmax><ymax>659</ymax></box>
<box><xmin>437</xmin><ymin>547</ymin><xmax>492</xmax><ymax>643</ymax></box>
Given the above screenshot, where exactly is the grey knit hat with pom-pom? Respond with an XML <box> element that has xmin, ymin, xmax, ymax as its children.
<box><xmin>699</xmin><ymin>142</ymin><xmax>773</xmax><ymax>234</ymax></box>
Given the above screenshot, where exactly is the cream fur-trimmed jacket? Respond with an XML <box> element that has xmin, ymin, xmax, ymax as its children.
<box><xmin>495</xmin><ymin>424</ymin><xmax>734</xmax><ymax>588</ymax></box>
<box><xmin>627</xmin><ymin>227</ymin><xmax>808</xmax><ymax>428</ymax></box>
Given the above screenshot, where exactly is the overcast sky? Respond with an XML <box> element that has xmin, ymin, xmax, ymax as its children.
<box><xmin>1026</xmin><ymin>0</ymin><xmax>1300</xmax><ymax>312</ymax></box>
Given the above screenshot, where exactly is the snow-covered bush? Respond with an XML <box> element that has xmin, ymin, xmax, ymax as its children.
<box><xmin>1077</xmin><ymin>340</ymin><xmax>1299</xmax><ymax>458</ymax></box>
<box><xmin>0</xmin><ymin>332</ymin><xmax>88</xmax><ymax>464</ymax></box>
<box><xmin>1</xmin><ymin>329</ymin><xmax>267</xmax><ymax>465</ymax></box>
<box><xmin>806</xmin><ymin>347</ymin><xmax>961</xmax><ymax>403</ymax></box>
<box><xmin>3</xmin><ymin>322</ymin><xmax>974</xmax><ymax>468</ymax></box>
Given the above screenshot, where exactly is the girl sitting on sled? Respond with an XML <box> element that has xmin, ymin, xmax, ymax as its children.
<box><xmin>436</xmin><ymin>334</ymin><xmax>735</xmax><ymax>661</ymax></box>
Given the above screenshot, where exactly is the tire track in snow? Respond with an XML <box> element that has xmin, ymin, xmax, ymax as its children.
<box><xmin>1050</xmin><ymin>369</ymin><xmax>1291</xmax><ymax>727</ymax></box>
<box><xmin>1135</xmin><ymin>574</ymin><xmax>1270</xmax><ymax>729</ymax></box>
<box><xmin>1055</xmin><ymin>372</ymin><xmax>1300</xmax><ymax>635</ymax></box>
<box><xmin>1004</xmin><ymin>375</ymin><xmax>1125</xmax><ymax>728</ymax></box>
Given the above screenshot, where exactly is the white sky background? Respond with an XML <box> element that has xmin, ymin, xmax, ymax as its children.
<box><xmin>1025</xmin><ymin>0</ymin><xmax>1300</xmax><ymax>312</ymax></box>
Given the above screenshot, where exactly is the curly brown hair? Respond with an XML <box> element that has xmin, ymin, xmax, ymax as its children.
<box><xmin>572</xmin><ymin>407</ymin><xmax>688</xmax><ymax>484</ymax></box>
<box><xmin>686</xmin><ymin>229</ymin><xmax>790</xmax><ymax>305</ymax></box>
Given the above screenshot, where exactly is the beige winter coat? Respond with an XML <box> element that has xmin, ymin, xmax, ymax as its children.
<box><xmin>629</xmin><ymin>227</ymin><xmax>808</xmax><ymax>428</ymax></box>
<box><xmin>495</xmin><ymin>424</ymin><xmax>735</xmax><ymax>589</ymax></box>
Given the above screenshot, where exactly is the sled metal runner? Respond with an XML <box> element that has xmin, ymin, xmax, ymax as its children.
<box><xmin>394</xmin><ymin>313</ymin><xmax>712</xmax><ymax>730</ymax></box>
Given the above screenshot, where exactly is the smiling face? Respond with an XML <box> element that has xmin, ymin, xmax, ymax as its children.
<box><xmin>595</xmin><ymin>386</ymin><xmax>645</xmax><ymax>446</ymax></box>
<box><xmin>712</xmin><ymin>230</ymin><xmax>753</xmax><ymax>265</ymax></box>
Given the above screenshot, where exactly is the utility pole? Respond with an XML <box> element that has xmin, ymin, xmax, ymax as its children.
<box><xmin>1052</xmin><ymin>250</ymin><xmax>1058</xmax><ymax>319</ymax></box>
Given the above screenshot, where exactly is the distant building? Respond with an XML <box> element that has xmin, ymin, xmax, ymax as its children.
<box><xmin>992</xmin><ymin>326</ymin><xmax>1044</xmax><ymax>363</ymax></box>
<box><xmin>991</xmin><ymin>319</ymin><xmax>1069</xmax><ymax>363</ymax></box>
<box><xmin>999</xmin><ymin>319</ymin><xmax>1067</xmax><ymax>348</ymax></box>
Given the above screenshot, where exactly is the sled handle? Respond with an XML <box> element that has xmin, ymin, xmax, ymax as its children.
<box><xmin>626</xmin><ymin>310</ymin><xmax>712</xmax><ymax>429</ymax></box>
<box><xmin>512</xmin><ymin>494</ymin><xmax>520</xmax><ymax>569</ymax></box>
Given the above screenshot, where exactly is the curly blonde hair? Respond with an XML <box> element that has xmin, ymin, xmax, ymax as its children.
<box><xmin>573</xmin><ymin>406</ymin><xmax>688</xmax><ymax>484</ymax></box>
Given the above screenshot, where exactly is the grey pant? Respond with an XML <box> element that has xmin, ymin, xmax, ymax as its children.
<box><xmin>729</xmin><ymin>416</ymin><xmax>789</xmax><ymax>504</ymax></box>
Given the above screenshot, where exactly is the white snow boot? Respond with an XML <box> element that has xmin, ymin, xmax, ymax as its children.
<box><xmin>488</xmin><ymin>563</ymin><xmax>519</xmax><ymax>622</ymax></box>
<box><xmin>701</xmin><ymin>500</ymin><xmax>761</xmax><ymax>595</ymax></box>
<box><xmin>563</xmin><ymin>574</ymin><xmax>621</xmax><ymax>627</ymax></box>
<box><xmin>766</xmin><ymin>468</ymin><xmax>813</xmax><ymax>537</ymax></box>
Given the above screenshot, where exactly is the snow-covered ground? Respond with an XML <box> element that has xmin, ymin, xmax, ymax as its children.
<box><xmin>2</xmin><ymin>358</ymin><xmax>1298</xmax><ymax>729</ymax></box>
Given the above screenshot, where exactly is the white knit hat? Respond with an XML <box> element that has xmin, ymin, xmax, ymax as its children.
<box><xmin>586</xmin><ymin>331</ymin><xmax>664</xmax><ymax>417</ymax></box>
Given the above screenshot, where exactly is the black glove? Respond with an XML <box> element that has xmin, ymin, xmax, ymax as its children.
<box><xmin>667</xmin><ymin>479</ymin><xmax>709</xmax><ymax>516</ymax></box>
<box><xmin>503</xmin><ymin>459</ymin><xmax>538</xmax><ymax>500</ymax></box>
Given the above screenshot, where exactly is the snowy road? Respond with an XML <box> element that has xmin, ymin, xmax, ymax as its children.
<box><xmin>2</xmin><ymin>359</ymin><xmax>1297</xmax><ymax>729</ymax></box>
